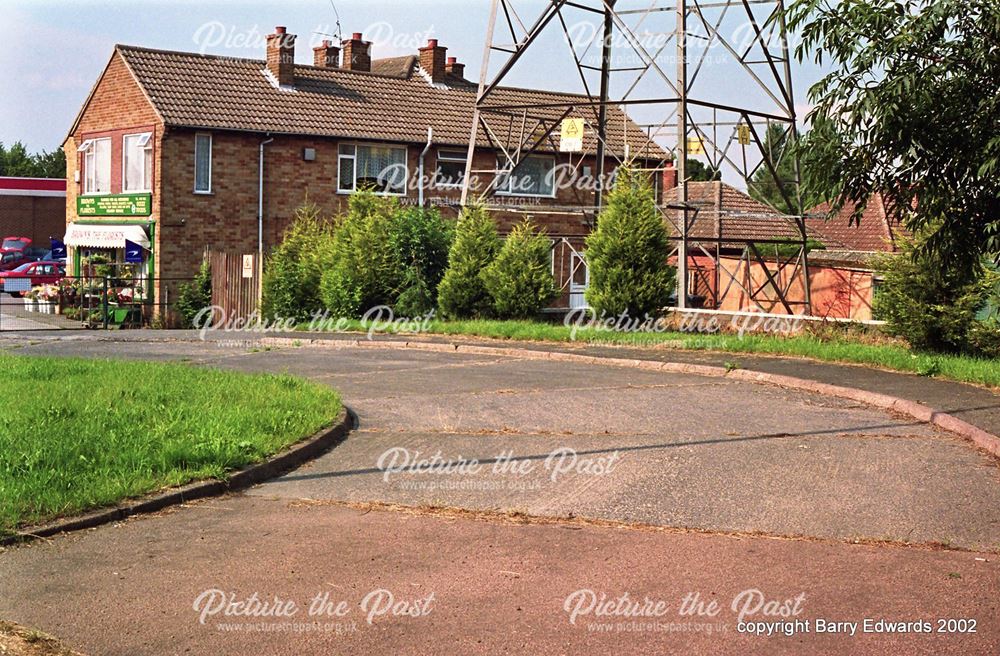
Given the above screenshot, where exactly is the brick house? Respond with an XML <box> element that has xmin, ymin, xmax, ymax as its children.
<box><xmin>63</xmin><ymin>26</ymin><xmax>666</xmax><ymax>314</ymax></box>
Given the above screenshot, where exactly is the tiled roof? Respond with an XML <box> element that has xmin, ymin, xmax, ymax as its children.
<box><xmin>662</xmin><ymin>181</ymin><xmax>805</xmax><ymax>242</ymax></box>
<box><xmin>805</xmin><ymin>195</ymin><xmax>909</xmax><ymax>252</ymax></box>
<box><xmin>370</xmin><ymin>55</ymin><xmax>416</xmax><ymax>77</ymax></box>
<box><xmin>116</xmin><ymin>45</ymin><xmax>664</xmax><ymax>156</ymax></box>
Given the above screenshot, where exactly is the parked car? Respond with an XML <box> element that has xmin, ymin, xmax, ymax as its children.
<box><xmin>0</xmin><ymin>260</ymin><xmax>66</xmax><ymax>296</ymax></box>
<box><xmin>0</xmin><ymin>251</ymin><xmax>30</xmax><ymax>272</ymax></box>
<box><xmin>21</xmin><ymin>246</ymin><xmax>50</xmax><ymax>261</ymax></box>
<box><xmin>0</xmin><ymin>237</ymin><xmax>32</xmax><ymax>254</ymax></box>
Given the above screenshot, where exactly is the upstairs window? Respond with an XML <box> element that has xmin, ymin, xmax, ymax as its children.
<box><xmin>123</xmin><ymin>132</ymin><xmax>153</xmax><ymax>192</ymax></box>
<box><xmin>194</xmin><ymin>133</ymin><xmax>212</xmax><ymax>193</ymax></box>
<box><xmin>496</xmin><ymin>154</ymin><xmax>556</xmax><ymax>197</ymax></box>
<box><xmin>338</xmin><ymin>143</ymin><xmax>407</xmax><ymax>195</ymax></box>
<box><xmin>80</xmin><ymin>137</ymin><xmax>111</xmax><ymax>195</ymax></box>
<box><xmin>434</xmin><ymin>150</ymin><xmax>466</xmax><ymax>188</ymax></box>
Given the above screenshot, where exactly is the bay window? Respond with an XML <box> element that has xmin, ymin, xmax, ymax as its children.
<box><xmin>338</xmin><ymin>143</ymin><xmax>407</xmax><ymax>195</ymax></box>
<box><xmin>496</xmin><ymin>154</ymin><xmax>556</xmax><ymax>197</ymax></box>
<box><xmin>123</xmin><ymin>132</ymin><xmax>153</xmax><ymax>192</ymax></box>
<box><xmin>80</xmin><ymin>137</ymin><xmax>111</xmax><ymax>195</ymax></box>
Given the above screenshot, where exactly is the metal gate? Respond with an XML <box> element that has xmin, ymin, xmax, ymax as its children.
<box><xmin>0</xmin><ymin>274</ymin><xmax>192</xmax><ymax>332</ymax></box>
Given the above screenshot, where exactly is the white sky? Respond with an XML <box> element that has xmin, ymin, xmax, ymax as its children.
<box><xmin>0</xmin><ymin>0</ymin><xmax>827</xmax><ymax>159</ymax></box>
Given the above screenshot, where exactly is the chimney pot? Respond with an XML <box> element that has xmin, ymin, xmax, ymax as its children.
<box><xmin>342</xmin><ymin>33</ymin><xmax>371</xmax><ymax>72</ymax></box>
<box><xmin>445</xmin><ymin>56</ymin><xmax>465</xmax><ymax>79</ymax></box>
<box><xmin>419</xmin><ymin>39</ymin><xmax>447</xmax><ymax>83</ymax></box>
<box><xmin>662</xmin><ymin>163</ymin><xmax>677</xmax><ymax>190</ymax></box>
<box><xmin>313</xmin><ymin>40</ymin><xmax>340</xmax><ymax>68</ymax></box>
<box><xmin>266</xmin><ymin>27</ymin><xmax>296</xmax><ymax>87</ymax></box>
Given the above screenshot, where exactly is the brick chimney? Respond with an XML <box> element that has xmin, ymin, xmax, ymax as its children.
<box><xmin>266</xmin><ymin>26</ymin><xmax>296</xmax><ymax>87</ymax></box>
<box><xmin>662</xmin><ymin>161</ymin><xmax>677</xmax><ymax>190</ymax></box>
<box><xmin>313</xmin><ymin>40</ymin><xmax>340</xmax><ymax>68</ymax></box>
<box><xmin>341</xmin><ymin>32</ymin><xmax>371</xmax><ymax>72</ymax></box>
<box><xmin>419</xmin><ymin>39</ymin><xmax>447</xmax><ymax>83</ymax></box>
<box><xmin>445</xmin><ymin>56</ymin><xmax>465</xmax><ymax>79</ymax></box>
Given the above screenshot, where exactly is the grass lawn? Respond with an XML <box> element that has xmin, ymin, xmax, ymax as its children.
<box><xmin>301</xmin><ymin>317</ymin><xmax>1000</xmax><ymax>388</ymax></box>
<box><xmin>0</xmin><ymin>354</ymin><xmax>340</xmax><ymax>535</ymax></box>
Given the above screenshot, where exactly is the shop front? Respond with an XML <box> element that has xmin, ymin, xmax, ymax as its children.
<box><xmin>63</xmin><ymin>221</ymin><xmax>155</xmax><ymax>326</ymax></box>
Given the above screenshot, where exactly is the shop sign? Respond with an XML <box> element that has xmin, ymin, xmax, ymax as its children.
<box><xmin>77</xmin><ymin>193</ymin><xmax>152</xmax><ymax>217</ymax></box>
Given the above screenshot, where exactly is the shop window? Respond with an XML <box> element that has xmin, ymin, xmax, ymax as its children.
<box><xmin>123</xmin><ymin>133</ymin><xmax>153</xmax><ymax>192</ymax></box>
<box><xmin>338</xmin><ymin>143</ymin><xmax>407</xmax><ymax>195</ymax></box>
<box><xmin>194</xmin><ymin>133</ymin><xmax>212</xmax><ymax>193</ymax></box>
<box><xmin>80</xmin><ymin>137</ymin><xmax>111</xmax><ymax>195</ymax></box>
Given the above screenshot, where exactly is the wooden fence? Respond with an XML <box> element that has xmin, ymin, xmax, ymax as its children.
<box><xmin>209</xmin><ymin>251</ymin><xmax>259</xmax><ymax>325</ymax></box>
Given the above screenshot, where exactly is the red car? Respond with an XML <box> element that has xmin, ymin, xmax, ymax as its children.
<box><xmin>1</xmin><ymin>236</ymin><xmax>31</xmax><ymax>254</ymax></box>
<box><xmin>0</xmin><ymin>260</ymin><xmax>66</xmax><ymax>296</ymax></box>
<box><xmin>0</xmin><ymin>251</ymin><xmax>31</xmax><ymax>271</ymax></box>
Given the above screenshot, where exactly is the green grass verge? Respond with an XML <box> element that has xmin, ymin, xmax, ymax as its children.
<box><xmin>0</xmin><ymin>354</ymin><xmax>341</xmax><ymax>535</ymax></box>
<box><xmin>301</xmin><ymin>318</ymin><xmax>1000</xmax><ymax>388</ymax></box>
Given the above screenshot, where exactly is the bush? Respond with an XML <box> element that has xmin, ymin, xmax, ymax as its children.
<box><xmin>873</xmin><ymin>239</ymin><xmax>995</xmax><ymax>353</ymax></box>
<box><xmin>968</xmin><ymin>320</ymin><xmax>1000</xmax><ymax>359</ymax></box>
<box><xmin>320</xmin><ymin>191</ymin><xmax>404</xmax><ymax>317</ymax></box>
<box><xmin>437</xmin><ymin>205</ymin><xmax>502</xmax><ymax>318</ymax></box>
<box><xmin>176</xmin><ymin>257</ymin><xmax>212</xmax><ymax>328</ymax></box>
<box><xmin>482</xmin><ymin>219</ymin><xmax>556</xmax><ymax>319</ymax></box>
<box><xmin>262</xmin><ymin>203</ymin><xmax>335</xmax><ymax>321</ymax></box>
<box><xmin>390</xmin><ymin>207</ymin><xmax>454</xmax><ymax>315</ymax></box>
<box><xmin>585</xmin><ymin>166</ymin><xmax>675</xmax><ymax>316</ymax></box>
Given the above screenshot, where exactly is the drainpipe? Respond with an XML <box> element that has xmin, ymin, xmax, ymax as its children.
<box><xmin>258</xmin><ymin>135</ymin><xmax>274</xmax><ymax>309</ymax></box>
<box><xmin>418</xmin><ymin>127</ymin><xmax>433</xmax><ymax>207</ymax></box>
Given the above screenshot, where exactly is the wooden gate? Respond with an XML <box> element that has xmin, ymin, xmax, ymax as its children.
<box><xmin>209</xmin><ymin>251</ymin><xmax>259</xmax><ymax>324</ymax></box>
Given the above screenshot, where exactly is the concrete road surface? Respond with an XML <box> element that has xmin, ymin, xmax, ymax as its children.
<box><xmin>1</xmin><ymin>337</ymin><xmax>997</xmax><ymax>654</ymax></box>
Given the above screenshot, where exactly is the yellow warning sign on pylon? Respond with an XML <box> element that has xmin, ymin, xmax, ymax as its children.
<box><xmin>737</xmin><ymin>123</ymin><xmax>752</xmax><ymax>145</ymax></box>
<box><xmin>560</xmin><ymin>118</ymin><xmax>585</xmax><ymax>153</ymax></box>
<box><xmin>686</xmin><ymin>136</ymin><xmax>704</xmax><ymax>155</ymax></box>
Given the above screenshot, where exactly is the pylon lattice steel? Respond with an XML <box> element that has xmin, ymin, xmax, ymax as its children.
<box><xmin>461</xmin><ymin>0</ymin><xmax>811</xmax><ymax>315</ymax></box>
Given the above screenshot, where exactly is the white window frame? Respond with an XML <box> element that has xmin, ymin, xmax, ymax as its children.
<box><xmin>433</xmin><ymin>149</ymin><xmax>467</xmax><ymax>189</ymax></box>
<box><xmin>82</xmin><ymin>137</ymin><xmax>111</xmax><ymax>196</ymax></box>
<box><xmin>337</xmin><ymin>142</ymin><xmax>408</xmax><ymax>196</ymax></box>
<box><xmin>194</xmin><ymin>132</ymin><xmax>213</xmax><ymax>194</ymax></box>
<box><xmin>495</xmin><ymin>154</ymin><xmax>557</xmax><ymax>198</ymax></box>
<box><xmin>122</xmin><ymin>132</ymin><xmax>153</xmax><ymax>193</ymax></box>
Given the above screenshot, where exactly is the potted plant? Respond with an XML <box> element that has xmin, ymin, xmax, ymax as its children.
<box><xmin>24</xmin><ymin>288</ymin><xmax>39</xmax><ymax>312</ymax></box>
<box><xmin>37</xmin><ymin>285</ymin><xmax>58</xmax><ymax>314</ymax></box>
<box><xmin>57</xmin><ymin>279</ymin><xmax>80</xmax><ymax>314</ymax></box>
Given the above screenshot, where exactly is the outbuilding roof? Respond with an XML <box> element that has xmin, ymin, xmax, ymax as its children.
<box><xmin>663</xmin><ymin>181</ymin><xmax>806</xmax><ymax>243</ymax></box>
<box><xmin>805</xmin><ymin>195</ymin><xmax>909</xmax><ymax>253</ymax></box>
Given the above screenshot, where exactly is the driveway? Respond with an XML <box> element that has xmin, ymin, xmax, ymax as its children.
<box><xmin>1</xmin><ymin>336</ymin><xmax>997</xmax><ymax>654</ymax></box>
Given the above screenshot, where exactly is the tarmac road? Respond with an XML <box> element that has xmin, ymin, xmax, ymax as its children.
<box><xmin>0</xmin><ymin>337</ymin><xmax>997</xmax><ymax>654</ymax></box>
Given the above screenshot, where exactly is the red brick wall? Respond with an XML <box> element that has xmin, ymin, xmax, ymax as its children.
<box><xmin>63</xmin><ymin>51</ymin><xmax>164</xmax><ymax>289</ymax></box>
<box><xmin>0</xmin><ymin>196</ymin><xmax>66</xmax><ymax>245</ymax></box>
<box><xmin>64</xmin><ymin>52</ymin><xmax>162</xmax><ymax>224</ymax></box>
<box><xmin>156</xmin><ymin>129</ymin><xmax>604</xmax><ymax>281</ymax></box>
